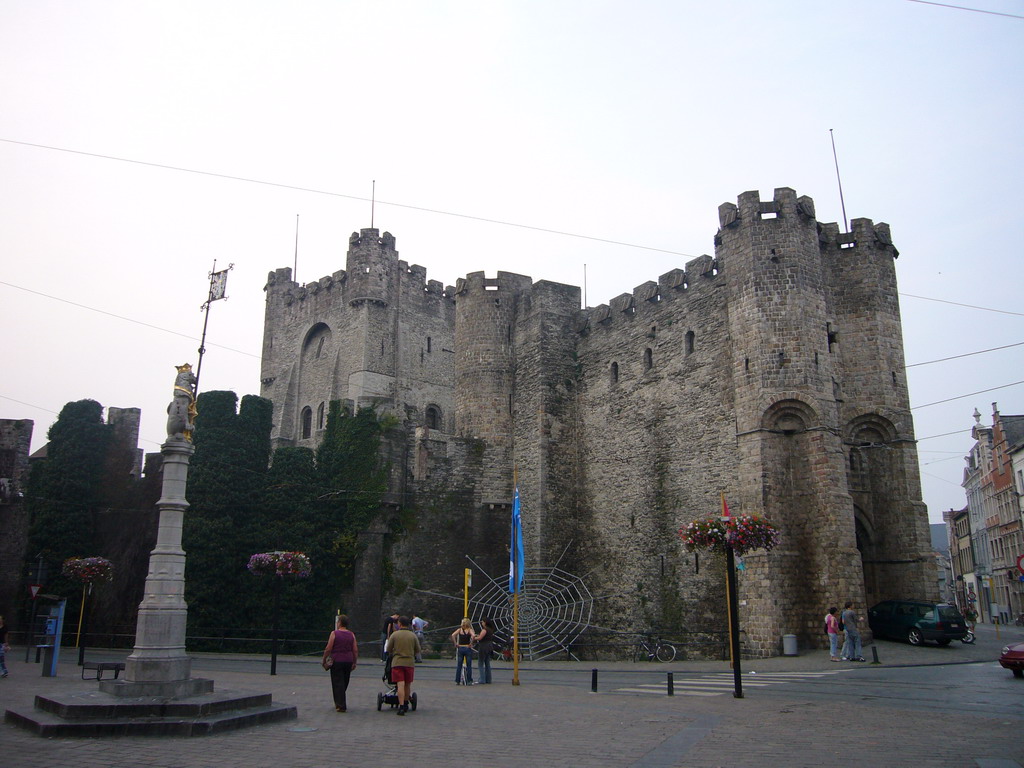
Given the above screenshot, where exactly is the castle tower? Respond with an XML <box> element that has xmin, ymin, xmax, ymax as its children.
<box><xmin>717</xmin><ymin>188</ymin><xmax>867</xmax><ymax>654</ymax></box>
<box><xmin>343</xmin><ymin>229</ymin><xmax>400</xmax><ymax>410</ymax></box>
<box><xmin>453</xmin><ymin>271</ymin><xmax>533</xmax><ymax>505</ymax></box>
<box><xmin>821</xmin><ymin>218</ymin><xmax>935</xmax><ymax>605</ymax></box>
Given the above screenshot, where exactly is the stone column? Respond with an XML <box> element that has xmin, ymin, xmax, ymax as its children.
<box><xmin>101</xmin><ymin>436</ymin><xmax>210</xmax><ymax>697</ymax></box>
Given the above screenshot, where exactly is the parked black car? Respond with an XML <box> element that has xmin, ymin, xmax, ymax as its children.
<box><xmin>867</xmin><ymin>600</ymin><xmax>968</xmax><ymax>646</ymax></box>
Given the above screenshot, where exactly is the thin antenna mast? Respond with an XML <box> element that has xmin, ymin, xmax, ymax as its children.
<box><xmin>371</xmin><ymin>180</ymin><xmax>376</xmax><ymax>229</ymax></box>
<box><xmin>829</xmin><ymin>129</ymin><xmax>849</xmax><ymax>233</ymax></box>
<box><xmin>583</xmin><ymin>263</ymin><xmax>587</xmax><ymax>308</ymax></box>
<box><xmin>293</xmin><ymin>214</ymin><xmax>299</xmax><ymax>283</ymax></box>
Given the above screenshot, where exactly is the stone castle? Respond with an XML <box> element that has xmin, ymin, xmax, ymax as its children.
<box><xmin>259</xmin><ymin>187</ymin><xmax>937</xmax><ymax>656</ymax></box>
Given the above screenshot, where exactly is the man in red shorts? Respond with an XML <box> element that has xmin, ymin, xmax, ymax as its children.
<box><xmin>385</xmin><ymin>615</ymin><xmax>421</xmax><ymax>715</ymax></box>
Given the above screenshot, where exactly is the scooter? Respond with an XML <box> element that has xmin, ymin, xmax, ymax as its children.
<box><xmin>961</xmin><ymin>628</ymin><xmax>975</xmax><ymax>644</ymax></box>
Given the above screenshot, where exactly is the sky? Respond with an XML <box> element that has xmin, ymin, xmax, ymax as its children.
<box><xmin>1</xmin><ymin>1</ymin><xmax>1022</xmax><ymax>525</ymax></box>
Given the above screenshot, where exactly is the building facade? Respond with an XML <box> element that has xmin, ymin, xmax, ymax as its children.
<box><xmin>260</xmin><ymin>187</ymin><xmax>937</xmax><ymax>656</ymax></box>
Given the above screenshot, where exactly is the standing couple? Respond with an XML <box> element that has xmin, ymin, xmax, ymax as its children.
<box><xmin>450</xmin><ymin>617</ymin><xmax>497</xmax><ymax>685</ymax></box>
<box><xmin>825</xmin><ymin>602</ymin><xmax>865</xmax><ymax>662</ymax></box>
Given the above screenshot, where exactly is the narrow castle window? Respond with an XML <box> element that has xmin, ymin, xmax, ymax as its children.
<box><xmin>427</xmin><ymin>336</ymin><xmax>432</xmax><ymax>353</ymax></box>
<box><xmin>644</xmin><ymin>348</ymin><xmax>653</xmax><ymax>370</ymax></box>
<box><xmin>425</xmin><ymin>405</ymin><xmax>441</xmax><ymax>431</ymax></box>
<box><xmin>685</xmin><ymin>331</ymin><xmax>695</xmax><ymax>355</ymax></box>
<box><xmin>301</xmin><ymin>407</ymin><xmax>313</xmax><ymax>440</ymax></box>
<box><xmin>611</xmin><ymin>362</ymin><xmax>619</xmax><ymax>384</ymax></box>
<box><xmin>315</xmin><ymin>336</ymin><xmax>326</xmax><ymax>359</ymax></box>
<box><xmin>317</xmin><ymin>402</ymin><xmax>325</xmax><ymax>431</ymax></box>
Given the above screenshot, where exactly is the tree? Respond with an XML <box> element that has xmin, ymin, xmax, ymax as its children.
<box><xmin>25</xmin><ymin>400</ymin><xmax>111</xmax><ymax>596</ymax></box>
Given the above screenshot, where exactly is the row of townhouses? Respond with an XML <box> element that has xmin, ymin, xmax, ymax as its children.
<box><xmin>944</xmin><ymin>404</ymin><xmax>1024</xmax><ymax>624</ymax></box>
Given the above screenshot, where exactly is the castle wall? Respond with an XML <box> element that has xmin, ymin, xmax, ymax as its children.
<box><xmin>571</xmin><ymin>256</ymin><xmax>737</xmax><ymax>636</ymax></box>
<box><xmin>258</xmin><ymin>188</ymin><xmax>934</xmax><ymax>657</ymax></box>
<box><xmin>0</xmin><ymin>419</ymin><xmax>33</xmax><ymax>626</ymax></box>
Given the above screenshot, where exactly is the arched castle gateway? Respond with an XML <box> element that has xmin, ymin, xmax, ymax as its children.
<box><xmin>260</xmin><ymin>187</ymin><xmax>936</xmax><ymax>657</ymax></box>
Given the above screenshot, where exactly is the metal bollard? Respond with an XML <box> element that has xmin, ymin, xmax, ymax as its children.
<box><xmin>591</xmin><ymin>668</ymin><xmax>598</xmax><ymax>693</ymax></box>
<box><xmin>667</xmin><ymin>671</ymin><xmax>674</xmax><ymax>696</ymax></box>
<box><xmin>871</xmin><ymin>646</ymin><xmax>880</xmax><ymax>664</ymax></box>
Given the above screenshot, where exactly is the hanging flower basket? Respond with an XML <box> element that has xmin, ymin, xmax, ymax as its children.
<box><xmin>678</xmin><ymin>515</ymin><xmax>779</xmax><ymax>557</ymax></box>
<box><xmin>247</xmin><ymin>551</ymin><xmax>312</xmax><ymax>578</ymax></box>
<box><xmin>62</xmin><ymin>556</ymin><xmax>114</xmax><ymax>584</ymax></box>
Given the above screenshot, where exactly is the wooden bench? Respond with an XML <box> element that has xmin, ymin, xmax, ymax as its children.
<box><xmin>81</xmin><ymin>661</ymin><xmax>126</xmax><ymax>681</ymax></box>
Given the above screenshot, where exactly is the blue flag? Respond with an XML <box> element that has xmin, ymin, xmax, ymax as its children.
<box><xmin>509</xmin><ymin>486</ymin><xmax>525</xmax><ymax>594</ymax></box>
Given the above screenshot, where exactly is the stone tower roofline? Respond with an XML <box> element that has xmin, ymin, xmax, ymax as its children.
<box><xmin>263</xmin><ymin>227</ymin><xmax>456</xmax><ymax>307</ymax></box>
<box><xmin>717</xmin><ymin>187</ymin><xmax>898</xmax><ymax>259</ymax></box>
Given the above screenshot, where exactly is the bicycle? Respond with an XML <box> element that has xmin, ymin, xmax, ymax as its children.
<box><xmin>633</xmin><ymin>634</ymin><xmax>676</xmax><ymax>663</ymax></box>
<box><xmin>1015</xmin><ymin>613</ymin><xmax>1024</xmax><ymax>627</ymax></box>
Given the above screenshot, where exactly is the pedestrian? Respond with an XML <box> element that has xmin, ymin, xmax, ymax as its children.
<box><xmin>451</xmin><ymin>618</ymin><xmax>475</xmax><ymax>685</ymax></box>
<box><xmin>321</xmin><ymin>614</ymin><xmax>358</xmax><ymax>712</ymax></box>
<box><xmin>475</xmin><ymin>617</ymin><xmax>495</xmax><ymax>684</ymax></box>
<box><xmin>0</xmin><ymin>614</ymin><xmax>9</xmax><ymax>678</ymax></box>
<box><xmin>411</xmin><ymin>614</ymin><xmax>429</xmax><ymax>663</ymax></box>
<box><xmin>385</xmin><ymin>616</ymin><xmax>420</xmax><ymax>715</ymax></box>
<box><xmin>840</xmin><ymin>601</ymin><xmax>865</xmax><ymax>661</ymax></box>
<box><xmin>825</xmin><ymin>606</ymin><xmax>841</xmax><ymax>662</ymax></box>
<box><xmin>964</xmin><ymin>605</ymin><xmax>977</xmax><ymax>632</ymax></box>
<box><xmin>380</xmin><ymin>612</ymin><xmax>399</xmax><ymax>661</ymax></box>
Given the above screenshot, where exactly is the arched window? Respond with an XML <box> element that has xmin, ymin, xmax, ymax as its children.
<box><xmin>316</xmin><ymin>402</ymin><xmax>325</xmax><ymax>431</ymax></box>
<box><xmin>610</xmin><ymin>362</ymin><xmax>619</xmax><ymax>384</ymax></box>
<box><xmin>301</xmin><ymin>407</ymin><xmax>313</xmax><ymax>440</ymax></box>
<box><xmin>425</xmin><ymin>405</ymin><xmax>441</xmax><ymax>431</ymax></box>
<box><xmin>643</xmin><ymin>348</ymin><xmax>653</xmax><ymax>370</ymax></box>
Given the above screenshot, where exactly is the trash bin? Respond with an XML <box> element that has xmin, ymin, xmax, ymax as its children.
<box><xmin>782</xmin><ymin>634</ymin><xmax>798</xmax><ymax>656</ymax></box>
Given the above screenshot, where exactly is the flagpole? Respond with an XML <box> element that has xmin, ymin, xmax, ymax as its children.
<box><xmin>512</xmin><ymin>467</ymin><xmax>521</xmax><ymax>686</ymax></box>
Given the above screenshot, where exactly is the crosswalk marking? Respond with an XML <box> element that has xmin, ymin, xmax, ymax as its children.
<box><xmin>609</xmin><ymin>669</ymin><xmax>849</xmax><ymax>697</ymax></box>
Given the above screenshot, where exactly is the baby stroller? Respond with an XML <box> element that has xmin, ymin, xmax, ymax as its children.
<box><xmin>377</xmin><ymin>653</ymin><xmax>418</xmax><ymax>711</ymax></box>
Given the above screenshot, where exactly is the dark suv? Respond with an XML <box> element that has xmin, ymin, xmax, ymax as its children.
<box><xmin>867</xmin><ymin>600</ymin><xmax>968</xmax><ymax>646</ymax></box>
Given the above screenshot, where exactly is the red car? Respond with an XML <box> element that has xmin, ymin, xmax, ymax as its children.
<box><xmin>999</xmin><ymin>642</ymin><xmax>1024</xmax><ymax>678</ymax></box>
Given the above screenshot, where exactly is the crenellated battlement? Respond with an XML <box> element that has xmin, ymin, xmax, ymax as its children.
<box><xmin>577</xmin><ymin>252</ymin><xmax>720</xmax><ymax>332</ymax></box>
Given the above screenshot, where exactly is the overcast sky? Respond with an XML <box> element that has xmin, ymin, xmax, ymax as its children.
<box><xmin>2</xmin><ymin>1</ymin><xmax>1022</xmax><ymax>525</ymax></box>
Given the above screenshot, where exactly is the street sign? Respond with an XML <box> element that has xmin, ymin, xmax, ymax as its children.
<box><xmin>28</xmin><ymin>584</ymin><xmax>42</xmax><ymax>599</ymax></box>
<box><xmin>1017</xmin><ymin>553</ymin><xmax>1024</xmax><ymax>575</ymax></box>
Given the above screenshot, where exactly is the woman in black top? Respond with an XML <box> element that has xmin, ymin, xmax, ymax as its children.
<box><xmin>475</xmin><ymin>617</ymin><xmax>495</xmax><ymax>684</ymax></box>
<box><xmin>450</xmin><ymin>618</ymin><xmax>475</xmax><ymax>684</ymax></box>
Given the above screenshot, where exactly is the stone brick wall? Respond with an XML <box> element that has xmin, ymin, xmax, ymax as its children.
<box><xmin>0</xmin><ymin>419</ymin><xmax>33</xmax><ymax>628</ymax></box>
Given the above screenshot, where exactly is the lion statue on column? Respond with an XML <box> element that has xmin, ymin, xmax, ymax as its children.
<box><xmin>166</xmin><ymin>363</ymin><xmax>197</xmax><ymax>442</ymax></box>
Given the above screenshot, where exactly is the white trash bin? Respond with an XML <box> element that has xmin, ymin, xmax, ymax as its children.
<box><xmin>782</xmin><ymin>634</ymin><xmax>798</xmax><ymax>656</ymax></box>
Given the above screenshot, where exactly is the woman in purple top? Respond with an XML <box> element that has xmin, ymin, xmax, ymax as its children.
<box><xmin>322</xmin><ymin>614</ymin><xmax>359</xmax><ymax>711</ymax></box>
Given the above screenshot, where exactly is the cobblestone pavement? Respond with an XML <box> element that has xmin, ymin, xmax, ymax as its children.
<box><xmin>2</xmin><ymin>626</ymin><xmax>1022</xmax><ymax>768</ymax></box>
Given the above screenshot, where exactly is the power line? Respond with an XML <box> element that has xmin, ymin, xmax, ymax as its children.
<box><xmin>0</xmin><ymin>138</ymin><xmax>698</xmax><ymax>259</ymax></box>
<box><xmin>900</xmin><ymin>293</ymin><xmax>1024</xmax><ymax>317</ymax></box>
<box><xmin>912</xmin><ymin>379</ymin><xmax>1024</xmax><ymax>409</ymax></box>
<box><xmin>906</xmin><ymin>340</ymin><xmax>1024</xmax><ymax>368</ymax></box>
<box><xmin>904</xmin><ymin>0</ymin><xmax>1024</xmax><ymax>19</ymax></box>
<box><xmin>0</xmin><ymin>280</ymin><xmax>259</xmax><ymax>359</ymax></box>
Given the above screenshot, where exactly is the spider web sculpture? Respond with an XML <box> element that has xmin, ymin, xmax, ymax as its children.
<box><xmin>466</xmin><ymin>553</ymin><xmax>594</xmax><ymax>662</ymax></box>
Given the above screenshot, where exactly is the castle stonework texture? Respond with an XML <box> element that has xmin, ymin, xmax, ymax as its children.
<box><xmin>260</xmin><ymin>187</ymin><xmax>936</xmax><ymax>656</ymax></box>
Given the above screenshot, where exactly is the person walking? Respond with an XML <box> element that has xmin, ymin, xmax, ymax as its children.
<box><xmin>475</xmin><ymin>617</ymin><xmax>496</xmax><ymax>684</ymax></box>
<box><xmin>385</xmin><ymin>616</ymin><xmax>420</xmax><ymax>716</ymax></box>
<box><xmin>451</xmin><ymin>618</ymin><xmax>475</xmax><ymax>685</ymax></box>
<box><xmin>825</xmin><ymin>606</ymin><xmax>841</xmax><ymax>662</ymax></box>
<box><xmin>840</xmin><ymin>601</ymin><xmax>865</xmax><ymax>661</ymax></box>
<box><xmin>321</xmin><ymin>614</ymin><xmax>358</xmax><ymax>712</ymax></box>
